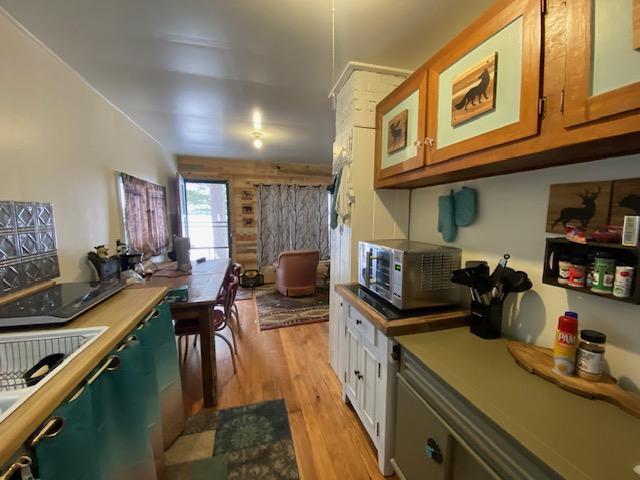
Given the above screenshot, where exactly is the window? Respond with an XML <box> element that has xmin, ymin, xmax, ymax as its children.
<box><xmin>118</xmin><ymin>173</ymin><xmax>169</xmax><ymax>256</ymax></box>
<box><xmin>182</xmin><ymin>181</ymin><xmax>231</xmax><ymax>260</ymax></box>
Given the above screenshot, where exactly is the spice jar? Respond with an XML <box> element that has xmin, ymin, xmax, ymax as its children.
<box><xmin>591</xmin><ymin>252</ymin><xmax>616</xmax><ymax>294</ymax></box>
<box><xmin>568</xmin><ymin>257</ymin><xmax>587</xmax><ymax>288</ymax></box>
<box><xmin>576</xmin><ymin>330</ymin><xmax>606</xmax><ymax>381</ymax></box>
<box><xmin>613</xmin><ymin>265</ymin><xmax>635</xmax><ymax>298</ymax></box>
<box><xmin>557</xmin><ymin>255</ymin><xmax>571</xmax><ymax>285</ymax></box>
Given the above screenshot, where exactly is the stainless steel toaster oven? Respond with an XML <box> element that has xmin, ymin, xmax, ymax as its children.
<box><xmin>358</xmin><ymin>240</ymin><xmax>461</xmax><ymax>310</ymax></box>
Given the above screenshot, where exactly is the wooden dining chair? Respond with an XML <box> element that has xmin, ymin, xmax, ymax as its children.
<box><xmin>174</xmin><ymin>277</ymin><xmax>240</xmax><ymax>373</ymax></box>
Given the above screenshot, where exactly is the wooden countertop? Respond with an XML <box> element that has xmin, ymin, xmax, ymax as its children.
<box><xmin>0</xmin><ymin>285</ymin><xmax>168</xmax><ymax>466</ymax></box>
<box><xmin>396</xmin><ymin>328</ymin><xmax>640</xmax><ymax>480</ymax></box>
<box><xmin>335</xmin><ymin>283</ymin><xmax>469</xmax><ymax>336</ymax></box>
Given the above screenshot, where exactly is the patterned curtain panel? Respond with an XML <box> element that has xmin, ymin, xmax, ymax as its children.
<box><xmin>121</xmin><ymin>174</ymin><xmax>169</xmax><ymax>257</ymax></box>
<box><xmin>257</xmin><ymin>184</ymin><xmax>330</xmax><ymax>267</ymax></box>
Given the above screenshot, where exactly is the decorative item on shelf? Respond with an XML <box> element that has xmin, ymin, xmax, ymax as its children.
<box><xmin>564</xmin><ymin>224</ymin><xmax>587</xmax><ymax>244</ymax></box>
<box><xmin>622</xmin><ymin>215</ymin><xmax>640</xmax><ymax>246</ymax></box>
<box><xmin>593</xmin><ymin>226</ymin><xmax>623</xmax><ymax>243</ymax></box>
<box><xmin>87</xmin><ymin>248</ymin><xmax>120</xmax><ymax>283</ymax></box>
<box><xmin>387</xmin><ymin>109</ymin><xmax>408</xmax><ymax>154</ymax></box>
<box><xmin>451</xmin><ymin>52</ymin><xmax>497</xmax><ymax>127</ymax></box>
<box><xmin>546</xmin><ymin>181</ymin><xmax>612</xmax><ymax>235</ymax></box>
<box><xmin>506</xmin><ymin>340</ymin><xmax>640</xmax><ymax>419</ymax></box>
<box><xmin>451</xmin><ymin>254</ymin><xmax>532</xmax><ymax>339</ymax></box>
<box><xmin>610</xmin><ymin>178</ymin><xmax>640</xmax><ymax>226</ymax></box>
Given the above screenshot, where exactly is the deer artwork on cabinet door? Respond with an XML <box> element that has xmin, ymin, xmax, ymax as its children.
<box><xmin>552</xmin><ymin>186</ymin><xmax>602</xmax><ymax>229</ymax></box>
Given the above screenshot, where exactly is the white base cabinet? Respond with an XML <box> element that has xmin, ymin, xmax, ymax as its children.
<box><xmin>339</xmin><ymin>300</ymin><xmax>398</xmax><ymax>476</ymax></box>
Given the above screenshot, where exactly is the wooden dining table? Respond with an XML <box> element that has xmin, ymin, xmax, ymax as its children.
<box><xmin>141</xmin><ymin>258</ymin><xmax>230</xmax><ymax>407</ymax></box>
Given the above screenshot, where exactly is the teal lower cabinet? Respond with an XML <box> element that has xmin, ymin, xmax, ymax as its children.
<box><xmin>392</xmin><ymin>351</ymin><xmax>560</xmax><ymax>480</ymax></box>
<box><xmin>148</xmin><ymin>301</ymin><xmax>185</xmax><ymax>448</ymax></box>
<box><xmin>89</xmin><ymin>338</ymin><xmax>156</xmax><ymax>480</ymax></box>
<box><xmin>34</xmin><ymin>384</ymin><xmax>102</xmax><ymax>480</ymax></box>
<box><xmin>33</xmin><ymin>300</ymin><xmax>184</xmax><ymax>480</ymax></box>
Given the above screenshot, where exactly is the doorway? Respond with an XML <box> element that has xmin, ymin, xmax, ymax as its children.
<box><xmin>182</xmin><ymin>180</ymin><xmax>231</xmax><ymax>260</ymax></box>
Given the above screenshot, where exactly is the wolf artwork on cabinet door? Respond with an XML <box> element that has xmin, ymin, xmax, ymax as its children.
<box><xmin>387</xmin><ymin>109</ymin><xmax>408</xmax><ymax>154</ymax></box>
<box><xmin>451</xmin><ymin>53</ymin><xmax>498</xmax><ymax>127</ymax></box>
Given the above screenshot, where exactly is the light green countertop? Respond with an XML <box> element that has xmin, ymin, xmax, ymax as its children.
<box><xmin>397</xmin><ymin>328</ymin><xmax>640</xmax><ymax>480</ymax></box>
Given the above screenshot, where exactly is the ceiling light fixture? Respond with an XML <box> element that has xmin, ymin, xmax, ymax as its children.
<box><xmin>252</xmin><ymin>131</ymin><xmax>263</xmax><ymax>149</ymax></box>
<box><xmin>252</xmin><ymin>111</ymin><xmax>262</xmax><ymax>131</ymax></box>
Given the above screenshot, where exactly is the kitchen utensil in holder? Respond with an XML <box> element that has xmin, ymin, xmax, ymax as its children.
<box><xmin>470</xmin><ymin>301</ymin><xmax>503</xmax><ymax>339</ymax></box>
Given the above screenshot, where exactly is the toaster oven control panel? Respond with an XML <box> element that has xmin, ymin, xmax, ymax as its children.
<box><xmin>392</xmin><ymin>251</ymin><xmax>403</xmax><ymax>300</ymax></box>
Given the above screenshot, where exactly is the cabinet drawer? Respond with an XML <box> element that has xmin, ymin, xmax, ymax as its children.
<box><xmin>347</xmin><ymin>305</ymin><xmax>377</xmax><ymax>347</ymax></box>
<box><xmin>393</xmin><ymin>376</ymin><xmax>448</xmax><ymax>480</ymax></box>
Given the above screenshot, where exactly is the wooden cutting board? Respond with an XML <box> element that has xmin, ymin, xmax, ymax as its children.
<box><xmin>506</xmin><ymin>340</ymin><xmax>640</xmax><ymax>419</ymax></box>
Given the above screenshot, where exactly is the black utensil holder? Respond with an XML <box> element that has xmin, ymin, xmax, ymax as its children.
<box><xmin>470</xmin><ymin>302</ymin><xmax>503</xmax><ymax>339</ymax></box>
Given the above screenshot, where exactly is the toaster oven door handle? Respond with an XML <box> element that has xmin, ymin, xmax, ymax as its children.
<box><xmin>365</xmin><ymin>250</ymin><xmax>372</xmax><ymax>288</ymax></box>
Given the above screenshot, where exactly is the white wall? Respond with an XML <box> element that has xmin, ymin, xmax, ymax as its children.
<box><xmin>410</xmin><ymin>154</ymin><xmax>640</xmax><ymax>391</ymax></box>
<box><xmin>0</xmin><ymin>12</ymin><xmax>176</xmax><ymax>282</ymax></box>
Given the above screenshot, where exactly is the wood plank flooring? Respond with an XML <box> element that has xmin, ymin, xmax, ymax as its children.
<box><xmin>180</xmin><ymin>297</ymin><xmax>396</xmax><ymax>479</ymax></box>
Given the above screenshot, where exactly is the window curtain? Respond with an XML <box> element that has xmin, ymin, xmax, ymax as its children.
<box><xmin>121</xmin><ymin>173</ymin><xmax>169</xmax><ymax>256</ymax></box>
<box><xmin>257</xmin><ymin>184</ymin><xmax>330</xmax><ymax>266</ymax></box>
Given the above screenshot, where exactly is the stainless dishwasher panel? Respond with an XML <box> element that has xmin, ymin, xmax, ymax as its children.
<box><xmin>397</xmin><ymin>350</ymin><xmax>562</xmax><ymax>480</ymax></box>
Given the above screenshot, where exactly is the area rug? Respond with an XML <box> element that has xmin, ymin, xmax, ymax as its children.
<box><xmin>164</xmin><ymin>399</ymin><xmax>299</xmax><ymax>479</ymax></box>
<box><xmin>255</xmin><ymin>285</ymin><xmax>329</xmax><ymax>331</ymax></box>
<box><xmin>235</xmin><ymin>287</ymin><xmax>254</xmax><ymax>301</ymax></box>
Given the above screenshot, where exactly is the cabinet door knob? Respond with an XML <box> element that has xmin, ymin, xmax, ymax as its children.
<box><xmin>425</xmin><ymin>438</ymin><xmax>443</xmax><ymax>464</ymax></box>
<box><xmin>414</xmin><ymin>140</ymin><xmax>423</xmax><ymax>148</ymax></box>
<box><xmin>355</xmin><ymin>319</ymin><xmax>362</xmax><ymax>325</ymax></box>
<box><xmin>424</xmin><ymin>137</ymin><xmax>435</xmax><ymax>148</ymax></box>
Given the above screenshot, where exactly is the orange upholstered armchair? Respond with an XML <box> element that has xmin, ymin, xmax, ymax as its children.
<box><xmin>273</xmin><ymin>250</ymin><xmax>320</xmax><ymax>297</ymax></box>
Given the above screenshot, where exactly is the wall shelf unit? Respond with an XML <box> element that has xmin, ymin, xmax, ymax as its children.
<box><xmin>542</xmin><ymin>237</ymin><xmax>640</xmax><ymax>305</ymax></box>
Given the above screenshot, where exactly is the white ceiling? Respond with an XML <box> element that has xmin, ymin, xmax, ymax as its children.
<box><xmin>0</xmin><ymin>0</ymin><xmax>492</xmax><ymax>164</ymax></box>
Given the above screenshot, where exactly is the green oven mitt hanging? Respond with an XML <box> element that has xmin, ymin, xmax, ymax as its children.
<box><xmin>454</xmin><ymin>186</ymin><xmax>477</xmax><ymax>227</ymax></box>
<box><xmin>438</xmin><ymin>190</ymin><xmax>457</xmax><ymax>242</ymax></box>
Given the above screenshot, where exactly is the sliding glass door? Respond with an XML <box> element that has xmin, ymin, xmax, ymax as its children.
<box><xmin>183</xmin><ymin>180</ymin><xmax>231</xmax><ymax>260</ymax></box>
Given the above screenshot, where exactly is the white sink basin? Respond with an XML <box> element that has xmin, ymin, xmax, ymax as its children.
<box><xmin>0</xmin><ymin>326</ymin><xmax>107</xmax><ymax>423</ymax></box>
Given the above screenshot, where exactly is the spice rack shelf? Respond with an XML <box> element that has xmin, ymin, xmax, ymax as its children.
<box><xmin>542</xmin><ymin>237</ymin><xmax>640</xmax><ymax>305</ymax></box>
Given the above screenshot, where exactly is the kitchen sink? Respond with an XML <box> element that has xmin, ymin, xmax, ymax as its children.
<box><xmin>0</xmin><ymin>326</ymin><xmax>107</xmax><ymax>423</ymax></box>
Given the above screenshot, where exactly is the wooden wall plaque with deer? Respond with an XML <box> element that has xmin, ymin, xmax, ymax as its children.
<box><xmin>546</xmin><ymin>181</ymin><xmax>612</xmax><ymax>234</ymax></box>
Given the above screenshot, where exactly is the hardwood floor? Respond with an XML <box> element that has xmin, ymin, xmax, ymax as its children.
<box><xmin>179</xmin><ymin>297</ymin><xmax>396</xmax><ymax>479</ymax></box>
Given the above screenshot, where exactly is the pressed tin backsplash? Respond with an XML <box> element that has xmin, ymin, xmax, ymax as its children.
<box><xmin>0</xmin><ymin>201</ymin><xmax>60</xmax><ymax>296</ymax></box>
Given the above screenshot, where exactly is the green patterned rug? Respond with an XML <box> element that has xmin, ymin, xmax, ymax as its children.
<box><xmin>164</xmin><ymin>399</ymin><xmax>299</xmax><ymax>479</ymax></box>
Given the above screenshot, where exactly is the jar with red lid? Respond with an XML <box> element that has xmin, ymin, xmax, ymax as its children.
<box><xmin>568</xmin><ymin>257</ymin><xmax>587</xmax><ymax>288</ymax></box>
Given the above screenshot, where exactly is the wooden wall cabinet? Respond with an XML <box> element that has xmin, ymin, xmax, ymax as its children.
<box><xmin>564</xmin><ymin>0</ymin><xmax>640</xmax><ymax>127</ymax></box>
<box><xmin>374</xmin><ymin>71</ymin><xmax>427</xmax><ymax>179</ymax></box>
<box><xmin>373</xmin><ymin>0</ymin><xmax>640</xmax><ymax>189</ymax></box>
<box><xmin>426</xmin><ymin>0</ymin><xmax>542</xmax><ymax>165</ymax></box>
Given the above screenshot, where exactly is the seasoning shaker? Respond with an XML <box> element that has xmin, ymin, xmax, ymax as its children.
<box><xmin>576</xmin><ymin>330</ymin><xmax>606</xmax><ymax>381</ymax></box>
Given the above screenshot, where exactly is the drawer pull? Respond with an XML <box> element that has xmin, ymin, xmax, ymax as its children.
<box><xmin>354</xmin><ymin>370</ymin><xmax>363</xmax><ymax>380</ymax></box>
<box><xmin>355</xmin><ymin>319</ymin><xmax>362</xmax><ymax>325</ymax></box>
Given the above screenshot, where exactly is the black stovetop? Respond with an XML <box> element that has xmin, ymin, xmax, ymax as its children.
<box><xmin>343</xmin><ymin>284</ymin><xmax>453</xmax><ymax>320</ymax></box>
